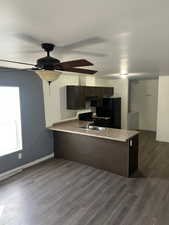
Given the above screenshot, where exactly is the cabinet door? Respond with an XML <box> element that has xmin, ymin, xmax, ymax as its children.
<box><xmin>94</xmin><ymin>87</ymin><xmax>102</xmax><ymax>98</ymax></box>
<box><xmin>67</xmin><ymin>86</ymin><xmax>86</xmax><ymax>109</ymax></box>
<box><xmin>67</xmin><ymin>86</ymin><xmax>114</xmax><ymax>109</ymax></box>
<box><xmin>86</xmin><ymin>87</ymin><xmax>104</xmax><ymax>98</ymax></box>
<box><xmin>102</xmin><ymin>87</ymin><xmax>114</xmax><ymax>96</ymax></box>
<box><xmin>85</xmin><ymin>87</ymin><xmax>96</xmax><ymax>97</ymax></box>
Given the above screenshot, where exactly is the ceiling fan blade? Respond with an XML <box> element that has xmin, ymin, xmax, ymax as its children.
<box><xmin>19</xmin><ymin>50</ymin><xmax>42</xmax><ymax>54</ymax></box>
<box><xmin>60</xmin><ymin>37</ymin><xmax>105</xmax><ymax>51</ymax></box>
<box><xmin>58</xmin><ymin>59</ymin><xmax>93</xmax><ymax>68</ymax></box>
<box><xmin>15</xmin><ymin>33</ymin><xmax>42</xmax><ymax>46</ymax></box>
<box><xmin>0</xmin><ymin>66</ymin><xmax>36</xmax><ymax>72</ymax></box>
<box><xmin>69</xmin><ymin>50</ymin><xmax>106</xmax><ymax>57</ymax></box>
<box><xmin>61</xmin><ymin>67</ymin><xmax>97</xmax><ymax>74</ymax></box>
<box><xmin>15</xmin><ymin>33</ymin><xmax>105</xmax><ymax>52</ymax></box>
<box><xmin>0</xmin><ymin>59</ymin><xmax>36</xmax><ymax>66</ymax></box>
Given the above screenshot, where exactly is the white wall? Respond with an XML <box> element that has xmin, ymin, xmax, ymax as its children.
<box><xmin>43</xmin><ymin>74</ymin><xmax>79</xmax><ymax>127</ymax></box>
<box><xmin>157</xmin><ymin>76</ymin><xmax>169</xmax><ymax>142</ymax></box>
<box><xmin>129</xmin><ymin>79</ymin><xmax>158</xmax><ymax>131</ymax></box>
<box><xmin>43</xmin><ymin>75</ymin><xmax>129</xmax><ymax>129</ymax></box>
<box><xmin>128</xmin><ymin>112</ymin><xmax>139</xmax><ymax>130</ymax></box>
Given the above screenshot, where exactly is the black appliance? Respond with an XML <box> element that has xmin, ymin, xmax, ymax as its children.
<box><xmin>78</xmin><ymin>112</ymin><xmax>93</xmax><ymax>121</ymax></box>
<box><xmin>90</xmin><ymin>98</ymin><xmax>102</xmax><ymax>107</ymax></box>
<box><xmin>95</xmin><ymin>98</ymin><xmax>121</xmax><ymax>129</ymax></box>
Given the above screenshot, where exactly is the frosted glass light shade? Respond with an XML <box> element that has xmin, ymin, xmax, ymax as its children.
<box><xmin>35</xmin><ymin>70</ymin><xmax>62</xmax><ymax>82</ymax></box>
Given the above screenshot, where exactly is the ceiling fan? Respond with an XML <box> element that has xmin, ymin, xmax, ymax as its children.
<box><xmin>0</xmin><ymin>43</ymin><xmax>97</xmax><ymax>84</ymax></box>
<box><xmin>15</xmin><ymin>33</ymin><xmax>106</xmax><ymax>57</ymax></box>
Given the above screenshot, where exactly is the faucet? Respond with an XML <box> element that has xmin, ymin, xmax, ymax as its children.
<box><xmin>87</xmin><ymin>123</ymin><xmax>90</xmax><ymax>129</ymax></box>
<box><xmin>87</xmin><ymin>122</ymin><xmax>94</xmax><ymax>129</ymax></box>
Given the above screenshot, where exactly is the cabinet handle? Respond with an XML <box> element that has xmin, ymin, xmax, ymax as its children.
<box><xmin>129</xmin><ymin>140</ymin><xmax>133</xmax><ymax>147</ymax></box>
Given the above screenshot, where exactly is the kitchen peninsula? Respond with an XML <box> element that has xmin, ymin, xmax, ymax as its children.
<box><xmin>49</xmin><ymin>120</ymin><xmax>139</xmax><ymax>177</ymax></box>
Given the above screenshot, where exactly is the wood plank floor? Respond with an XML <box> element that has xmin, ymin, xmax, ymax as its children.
<box><xmin>0</xmin><ymin>131</ymin><xmax>169</xmax><ymax>225</ymax></box>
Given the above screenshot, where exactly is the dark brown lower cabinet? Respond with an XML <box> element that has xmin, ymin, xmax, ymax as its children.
<box><xmin>53</xmin><ymin>131</ymin><xmax>139</xmax><ymax>177</ymax></box>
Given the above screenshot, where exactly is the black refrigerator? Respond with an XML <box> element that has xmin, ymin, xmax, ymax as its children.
<box><xmin>96</xmin><ymin>97</ymin><xmax>121</xmax><ymax>129</ymax></box>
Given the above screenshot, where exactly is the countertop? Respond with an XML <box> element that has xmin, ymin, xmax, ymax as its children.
<box><xmin>48</xmin><ymin>120</ymin><xmax>139</xmax><ymax>142</ymax></box>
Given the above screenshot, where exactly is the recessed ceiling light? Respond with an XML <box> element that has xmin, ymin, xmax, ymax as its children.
<box><xmin>120</xmin><ymin>73</ymin><xmax>128</xmax><ymax>76</ymax></box>
<box><xmin>120</xmin><ymin>73</ymin><xmax>128</xmax><ymax>79</ymax></box>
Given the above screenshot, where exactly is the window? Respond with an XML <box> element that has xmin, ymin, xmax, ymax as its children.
<box><xmin>0</xmin><ymin>87</ymin><xmax>22</xmax><ymax>156</ymax></box>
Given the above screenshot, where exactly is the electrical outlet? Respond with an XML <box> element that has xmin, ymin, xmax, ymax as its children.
<box><xmin>18</xmin><ymin>152</ymin><xmax>22</xmax><ymax>159</ymax></box>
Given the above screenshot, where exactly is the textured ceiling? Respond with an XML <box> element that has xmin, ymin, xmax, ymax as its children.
<box><xmin>0</xmin><ymin>0</ymin><xmax>169</xmax><ymax>79</ymax></box>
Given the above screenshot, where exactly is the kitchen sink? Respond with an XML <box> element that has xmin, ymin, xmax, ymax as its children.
<box><xmin>80</xmin><ymin>125</ymin><xmax>105</xmax><ymax>131</ymax></box>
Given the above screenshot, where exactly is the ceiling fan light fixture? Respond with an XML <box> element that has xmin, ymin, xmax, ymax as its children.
<box><xmin>35</xmin><ymin>70</ymin><xmax>62</xmax><ymax>84</ymax></box>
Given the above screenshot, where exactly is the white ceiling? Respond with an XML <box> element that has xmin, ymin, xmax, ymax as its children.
<box><xmin>0</xmin><ymin>0</ymin><xmax>169</xmax><ymax>79</ymax></box>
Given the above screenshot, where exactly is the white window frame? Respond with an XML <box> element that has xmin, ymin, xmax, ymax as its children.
<box><xmin>0</xmin><ymin>86</ymin><xmax>23</xmax><ymax>157</ymax></box>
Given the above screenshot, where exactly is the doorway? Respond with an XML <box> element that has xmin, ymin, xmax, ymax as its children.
<box><xmin>128</xmin><ymin>79</ymin><xmax>159</xmax><ymax>132</ymax></box>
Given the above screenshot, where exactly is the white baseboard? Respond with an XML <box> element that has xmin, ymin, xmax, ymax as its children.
<box><xmin>0</xmin><ymin>153</ymin><xmax>54</xmax><ymax>182</ymax></box>
<box><xmin>0</xmin><ymin>168</ymin><xmax>23</xmax><ymax>182</ymax></box>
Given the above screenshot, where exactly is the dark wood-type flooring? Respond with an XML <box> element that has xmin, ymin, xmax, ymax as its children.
<box><xmin>0</xmin><ymin>131</ymin><xmax>169</xmax><ymax>225</ymax></box>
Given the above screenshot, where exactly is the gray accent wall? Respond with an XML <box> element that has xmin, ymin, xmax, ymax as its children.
<box><xmin>0</xmin><ymin>69</ymin><xmax>53</xmax><ymax>174</ymax></box>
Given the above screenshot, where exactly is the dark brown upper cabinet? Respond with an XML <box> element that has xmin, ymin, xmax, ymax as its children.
<box><xmin>85</xmin><ymin>87</ymin><xmax>101</xmax><ymax>98</ymax></box>
<box><xmin>102</xmin><ymin>87</ymin><xmax>114</xmax><ymax>97</ymax></box>
<box><xmin>67</xmin><ymin>86</ymin><xmax>86</xmax><ymax>109</ymax></box>
<box><xmin>67</xmin><ymin>86</ymin><xmax>114</xmax><ymax>109</ymax></box>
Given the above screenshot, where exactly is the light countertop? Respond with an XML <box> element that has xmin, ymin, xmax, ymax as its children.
<box><xmin>48</xmin><ymin>120</ymin><xmax>139</xmax><ymax>142</ymax></box>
